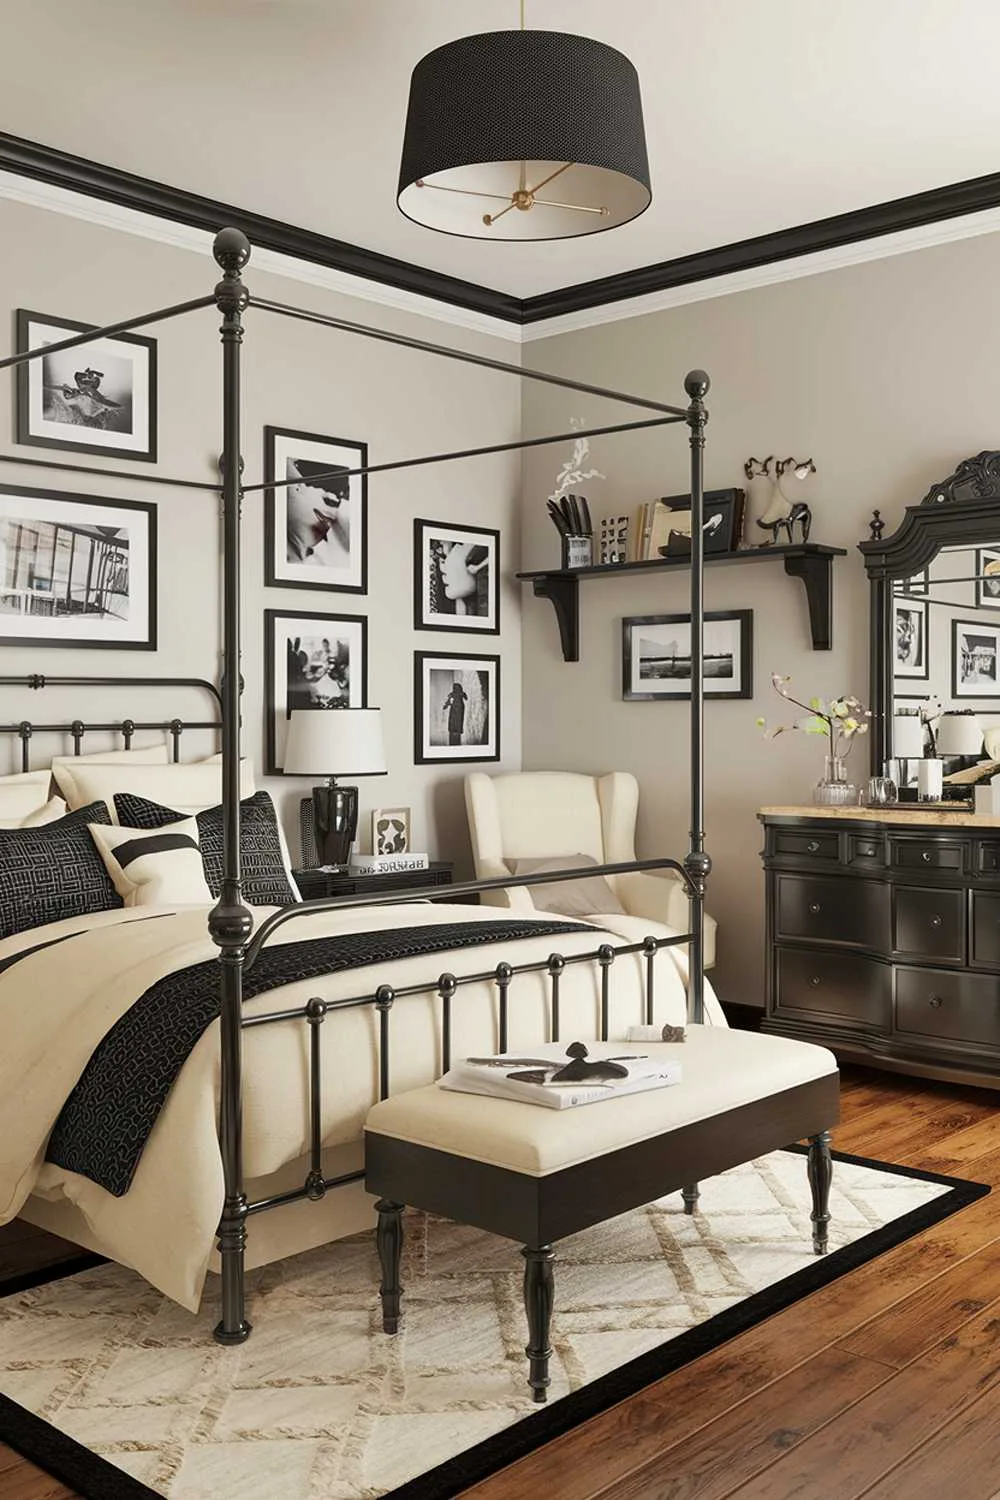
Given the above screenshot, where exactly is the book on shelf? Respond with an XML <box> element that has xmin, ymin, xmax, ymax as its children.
<box><xmin>438</xmin><ymin>1039</ymin><xmax>683</xmax><ymax>1110</ymax></box>
<box><xmin>348</xmin><ymin>852</ymin><xmax>430</xmax><ymax>874</ymax></box>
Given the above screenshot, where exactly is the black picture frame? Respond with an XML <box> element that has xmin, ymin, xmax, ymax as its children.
<box><xmin>414</xmin><ymin>650</ymin><xmax>501</xmax><ymax>764</ymax></box>
<box><xmin>976</xmin><ymin>547</ymin><xmax>1000</xmax><ymax>610</ymax></box>
<box><xmin>622</xmin><ymin>610</ymin><xmax>753</xmax><ymax>701</ymax></box>
<box><xmin>952</xmin><ymin>616</ymin><xmax>1000</xmax><ymax>700</ymax></box>
<box><xmin>656</xmin><ymin>487</ymin><xmax>745</xmax><ymax>556</ymax></box>
<box><xmin>413</xmin><ymin>518</ymin><xmax>500</xmax><ymax>635</ymax></box>
<box><xmin>0</xmin><ymin>483</ymin><xmax>156</xmax><ymax>650</ymax></box>
<box><xmin>264</xmin><ymin>607</ymin><xmax>369</xmax><ymax>773</ymax></box>
<box><xmin>891</xmin><ymin>595</ymin><xmax>929</xmax><ymax>681</ymax></box>
<box><xmin>264</xmin><ymin>425</ymin><xmax>368</xmax><ymax>595</ymax></box>
<box><xmin>15</xmin><ymin>309</ymin><xmax>157</xmax><ymax>463</ymax></box>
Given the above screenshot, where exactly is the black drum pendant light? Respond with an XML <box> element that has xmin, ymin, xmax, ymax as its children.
<box><xmin>397</xmin><ymin>10</ymin><xmax>651</xmax><ymax>241</ymax></box>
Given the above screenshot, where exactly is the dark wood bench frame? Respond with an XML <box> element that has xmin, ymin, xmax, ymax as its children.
<box><xmin>365</xmin><ymin>1071</ymin><xmax>839</xmax><ymax>1400</ymax></box>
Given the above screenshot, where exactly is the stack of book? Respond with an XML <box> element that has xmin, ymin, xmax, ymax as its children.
<box><xmin>438</xmin><ymin>1040</ymin><xmax>683</xmax><ymax>1110</ymax></box>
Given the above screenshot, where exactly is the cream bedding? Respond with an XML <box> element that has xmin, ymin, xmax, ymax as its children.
<box><xmin>0</xmin><ymin>901</ymin><xmax>723</xmax><ymax>1310</ymax></box>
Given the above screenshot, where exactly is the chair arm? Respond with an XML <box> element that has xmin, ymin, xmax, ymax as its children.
<box><xmin>614</xmin><ymin>871</ymin><xmax>717</xmax><ymax>969</ymax></box>
<box><xmin>472</xmin><ymin>857</ymin><xmax>536</xmax><ymax>913</ymax></box>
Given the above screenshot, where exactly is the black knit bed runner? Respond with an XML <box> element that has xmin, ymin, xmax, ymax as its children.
<box><xmin>44</xmin><ymin>918</ymin><xmax>587</xmax><ymax>1197</ymax></box>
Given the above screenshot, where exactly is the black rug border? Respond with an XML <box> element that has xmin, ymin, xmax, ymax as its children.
<box><xmin>0</xmin><ymin>1150</ymin><xmax>988</xmax><ymax>1500</ymax></box>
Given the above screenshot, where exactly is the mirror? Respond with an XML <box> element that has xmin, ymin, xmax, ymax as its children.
<box><xmin>861</xmin><ymin>451</ymin><xmax>1000</xmax><ymax>800</ymax></box>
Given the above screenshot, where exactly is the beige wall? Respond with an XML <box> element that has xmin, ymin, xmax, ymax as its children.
<box><xmin>520</xmin><ymin>230</ymin><xmax>1000</xmax><ymax>1006</ymax></box>
<box><xmin>0</xmin><ymin>198</ymin><xmax>523</xmax><ymax>871</ymax></box>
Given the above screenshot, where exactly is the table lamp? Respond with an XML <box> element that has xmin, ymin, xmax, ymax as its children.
<box><xmin>935</xmin><ymin>711</ymin><xmax>984</xmax><ymax>759</ymax></box>
<box><xmin>283</xmin><ymin>708</ymin><xmax>387</xmax><ymax>870</ymax></box>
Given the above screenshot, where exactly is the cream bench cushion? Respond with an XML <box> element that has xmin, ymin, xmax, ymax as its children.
<box><xmin>365</xmin><ymin>1026</ymin><xmax>837</xmax><ymax>1178</ymax></box>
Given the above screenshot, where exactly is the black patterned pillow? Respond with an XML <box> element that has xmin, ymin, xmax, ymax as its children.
<box><xmin>0</xmin><ymin>800</ymin><xmax>120</xmax><ymax>939</ymax></box>
<box><xmin>113</xmin><ymin>790</ymin><xmax>298</xmax><ymax>907</ymax></box>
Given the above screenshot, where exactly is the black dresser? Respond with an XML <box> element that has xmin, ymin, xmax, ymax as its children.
<box><xmin>759</xmin><ymin>808</ymin><xmax>1000</xmax><ymax>1089</ymax></box>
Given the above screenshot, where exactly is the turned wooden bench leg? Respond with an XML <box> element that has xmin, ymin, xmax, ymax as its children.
<box><xmin>376</xmin><ymin>1199</ymin><xmax>405</xmax><ymax>1333</ymax></box>
<box><xmin>522</xmin><ymin>1243</ymin><xmax>555</xmax><ymax>1403</ymax></box>
<box><xmin>682</xmin><ymin>1183</ymin><xmax>700</xmax><ymax>1214</ymax></box>
<box><xmin>807</xmin><ymin>1129</ymin><xmax>833</xmax><ymax>1255</ymax></box>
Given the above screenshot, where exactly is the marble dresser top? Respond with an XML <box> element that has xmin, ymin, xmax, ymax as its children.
<box><xmin>758</xmin><ymin>803</ymin><xmax>1000</xmax><ymax>828</ymax></box>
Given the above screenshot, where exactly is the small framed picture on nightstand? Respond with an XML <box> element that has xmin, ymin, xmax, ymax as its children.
<box><xmin>372</xmin><ymin>807</ymin><xmax>410</xmax><ymax>855</ymax></box>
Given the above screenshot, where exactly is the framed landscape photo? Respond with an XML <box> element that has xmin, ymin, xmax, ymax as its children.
<box><xmin>264</xmin><ymin>426</ymin><xmax>367</xmax><ymax>595</ymax></box>
<box><xmin>264</xmin><ymin>608</ymin><xmax>368</xmax><ymax>773</ymax></box>
<box><xmin>952</xmin><ymin>617</ymin><xmax>1000</xmax><ymax>699</ymax></box>
<box><xmin>16</xmin><ymin>310</ymin><xmax>157</xmax><ymax>463</ymax></box>
<box><xmin>622</xmin><ymin>610</ymin><xmax>753</xmax><ymax>701</ymax></box>
<box><xmin>892</xmin><ymin>596</ymin><xmax>929</xmax><ymax>680</ymax></box>
<box><xmin>372</xmin><ymin>806</ymin><xmax>411</xmax><ymax>855</ymax></box>
<box><xmin>414</xmin><ymin>651</ymin><xmax>500</xmax><ymax>764</ymax></box>
<box><xmin>976</xmin><ymin>548</ymin><xmax>1000</xmax><ymax>610</ymax></box>
<box><xmin>0</xmin><ymin>484</ymin><xmax>156</xmax><ymax>650</ymax></box>
<box><xmin>414</xmin><ymin>518</ymin><xmax>499</xmax><ymax>634</ymax></box>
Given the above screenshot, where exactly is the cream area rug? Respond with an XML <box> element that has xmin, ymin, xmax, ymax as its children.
<box><xmin>0</xmin><ymin>1150</ymin><xmax>985</xmax><ymax>1500</ymax></box>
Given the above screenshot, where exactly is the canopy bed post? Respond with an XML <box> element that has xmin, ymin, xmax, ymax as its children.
<box><xmin>209</xmin><ymin>226</ymin><xmax>254</xmax><ymax>1346</ymax></box>
<box><xmin>683</xmin><ymin>370</ymin><xmax>711</xmax><ymax>1028</ymax></box>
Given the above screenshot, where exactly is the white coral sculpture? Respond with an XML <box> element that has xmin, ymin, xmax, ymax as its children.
<box><xmin>548</xmin><ymin>419</ymin><xmax>605</xmax><ymax>503</ymax></box>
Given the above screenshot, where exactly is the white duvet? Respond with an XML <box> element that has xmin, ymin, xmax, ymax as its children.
<box><xmin>0</xmin><ymin>901</ymin><xmax>722</xmax><ymax>1309</ymax></box>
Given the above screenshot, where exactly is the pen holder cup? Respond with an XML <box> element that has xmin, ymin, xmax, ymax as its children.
<box><xmin>562</xmin><ymin>534</ymin><xmax>593</xmax><ymax>569</ymax></box>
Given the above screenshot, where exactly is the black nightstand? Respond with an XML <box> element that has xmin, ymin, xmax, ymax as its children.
<box><xmin>294</xmin><ymin>862</ymin><xmax>456</xmax><ymax>903</ymax></box>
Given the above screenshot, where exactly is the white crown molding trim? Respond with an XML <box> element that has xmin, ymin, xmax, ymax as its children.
<box><xmin>521</xmin><ymin>205</ymin><xmax>1000</xmax><ymax>341</ymax></box>
<box><xmin>0</xmin><ymin>170</ymin><xmax>523</xmax><ymax>345</ymax></box>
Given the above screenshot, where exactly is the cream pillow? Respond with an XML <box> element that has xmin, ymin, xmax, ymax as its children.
<box><xmin>0</xmin><ymin>769</ymin><xmax>54</xmax><ymax>823</ymax></box>
<box><xmin>508</xmin><ymin>854</ymin><xmax>626</xmax><ymax>918</ymax></box>
<box><xmin>50</xmin><ymin>743</ymin><xmax>170</xmax><ymax>805</ymax></box>
<box><xmin>61</xmin><ymin>757</ymin><xmax>256</xmax><ymax>818</ymax></box>
<box><xmin>88</xmin><ymin>818</ymin><xmax>212</xmax><ymax>907</ymax></box>
<box><xmin>0</xmin><ymin>797</ymin><xmax>68</xmax><ymax>830</ymax></box>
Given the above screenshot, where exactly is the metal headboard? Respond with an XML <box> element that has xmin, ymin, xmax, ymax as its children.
<box><xmin>0</xmin><ymin>675</ymin><xmax>222</xmax><ymax>772</ymax></box>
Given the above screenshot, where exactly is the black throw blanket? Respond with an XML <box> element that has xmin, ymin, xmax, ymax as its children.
<box><xmin>44</xmin><ymin>917</ymin><xmax>587</xmax><ymax>1197</ymax></box>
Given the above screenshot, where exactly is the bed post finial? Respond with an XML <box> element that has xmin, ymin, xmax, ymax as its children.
<box><xmin>213</xmin><ymin>226</ymin><xmax>252</xmax><ymax>277</ymax></box>
<box><xmin>684</xmin><ymin>369</ymin><xmax>710</xmax><ymax>1030</ymax></box>
<box><xmin>684</xmin><ymin>369</ymin><xmax>710</xmax><ymax>401</ymax></box>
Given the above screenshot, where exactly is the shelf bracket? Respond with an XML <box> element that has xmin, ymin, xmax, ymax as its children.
<box><xmin>532</xmin><ymin>574</ymin><xmax>579</xmax><ymax>662</ymax></box>
<box><xmin>783</xmin><ymin>551</ymin><xmax>834</xmax><ymax>650</ymax></box>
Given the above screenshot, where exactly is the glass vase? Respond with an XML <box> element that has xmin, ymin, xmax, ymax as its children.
<box><xmin>813</xmin><ymin>753</ymin><xmax>857</xmax><ymax>807</ymax></box>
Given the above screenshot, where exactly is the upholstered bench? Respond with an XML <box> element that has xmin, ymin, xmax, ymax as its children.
<box><xmin>364</xmin><ymin>1026</ymin><xmax>839</xmax><ymax>1401</ymax></box>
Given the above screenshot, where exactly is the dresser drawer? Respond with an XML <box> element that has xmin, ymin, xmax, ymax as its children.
<box><xmin>775</xmin><ymin>873</ymin><xmax>889</xmax><ymax>948</ymax></box>
<box><xmin>775</xmin><ymin>947</ymin><xmax>889</xmax><ymax>1030</ymax></box>
<box><xmin>971</xmin><ymin>891</ymin><xmax>1000</xmax><ymax>968</ymax></box>
<box><xmin>848</xmin><ymin>833</ymin><xmax>885</xmax><ymax>867</ymax></box>
<box><xmin>976</xmin><ymin>841</ymin><xmax>1000</xmax><ymax>876</ymax></box>
<box><xmin>772</xmin><ymin>828</ymin><xmax>840</xmax><ymax>862</ymax></box>
<box><xmin>894</xmin><ymin>885</ymin><xmax>965</xmax><ymax>964</ymax></box>
<box><xmin>895</xmin><ymin>966</ymin><xmax>1000</xmax><ymax>1051</ymax></box>
<box><xmin>890</xmin><ymin>837</ymin><xmax>964</xmax><ymax>874</ymax></box>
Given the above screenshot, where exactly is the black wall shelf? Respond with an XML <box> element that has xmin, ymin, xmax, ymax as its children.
<box><xmin>516</xmin><ymin>543</ymin><xmax>847</xmax><ymax>661</ymax></box>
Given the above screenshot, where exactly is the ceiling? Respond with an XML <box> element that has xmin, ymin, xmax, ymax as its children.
<box><xmin>2</xmin><ymin>0</ymin><xmax>1000</xmax><ymax>302</ymax></box>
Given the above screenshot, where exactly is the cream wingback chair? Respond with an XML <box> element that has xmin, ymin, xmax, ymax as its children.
<box><xmin>464</xmin><ymin>770</ymin><xmax>716</xmax><ymax>969</ymax></box>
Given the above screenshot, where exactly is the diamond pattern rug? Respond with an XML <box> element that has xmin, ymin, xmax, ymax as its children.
<box><xmin>0</xmin><ymin>1150</ymin><xmax>986</xmax><ymax>1500</ymax></box>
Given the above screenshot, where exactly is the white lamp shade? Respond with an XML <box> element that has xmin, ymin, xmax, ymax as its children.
<box><xmin>936</xmin><ymin>712</ymin><xmax>984</xmax><ymax>757</ymax></box>
<box><xmin>892</xmin><ymin>714</ymin><xmax>925</xmax><ymax>758</ymax></box>
<box><xmin>282</xmin><ymin>708</ymin><xmax>387</xmax><ymax>777</ymax></box>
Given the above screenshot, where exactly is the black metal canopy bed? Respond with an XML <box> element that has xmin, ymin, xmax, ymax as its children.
<box><xmin>0</xmin><ymin>228</ymin><xmax>724</xmax><ymax>1347</ymax></box>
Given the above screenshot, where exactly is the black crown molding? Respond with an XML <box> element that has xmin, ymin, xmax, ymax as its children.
<box><xmin>4</xmin><ymin>130</ymin><xmax>1000</xmax><ymax>330</ymax></box>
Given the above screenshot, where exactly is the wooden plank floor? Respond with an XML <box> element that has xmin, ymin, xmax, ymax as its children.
<box><xmin>1</xmin><ymin>1066</ymin><xmax>997</xmax><ymax>1500</ymax></box>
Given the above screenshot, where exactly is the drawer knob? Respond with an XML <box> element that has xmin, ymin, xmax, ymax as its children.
<box><xmin>807</xmin><ymin>840</ymin><xmax>820</xmax><ymax>853</ymax></box>
<box><xmin>929</xmin><ymin>995</ymin><xmax>943</xmax><ymax>1008</ymax></box>
<box><xmin>810</xmin><ymin>975</ymin><xmax>822</xmax><ymax>988</ymax></box>
<box><xmin>921</xmin><ymin>851</ymin><xmax>932</xmax><ymax>863</ymax></box>
<box><xmin>859</xmin><ymin>845</ymin><xmax>874</xmax><ymax>856</ymax></box>
<box><xmin>809</xmin><ymin>902</ymin><xmax>821</xmax><ymax>915</ymax></box>
<box><xmin>930</xmin><ymin>915</ymin><xmax>943</xmax><ymax>929</ymax></box>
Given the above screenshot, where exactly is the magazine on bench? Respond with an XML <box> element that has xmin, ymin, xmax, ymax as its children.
<box><xmin>438</xmin><ymin>1040</ymin><xmax>683</xmax><ymax>1110</ymax></box>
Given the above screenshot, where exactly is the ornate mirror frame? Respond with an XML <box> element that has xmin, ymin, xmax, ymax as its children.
<box><xmin>859</xmin><ymin>450</ymin><xmax>1000</xmax><ymax>772</ymax></box>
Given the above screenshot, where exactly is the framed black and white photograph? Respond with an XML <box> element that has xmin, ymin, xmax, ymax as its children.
<box><xmin>15</xmin><ymin>310</ymin><xmax>157</xmax><ymax>463</ymax></box>
<box><xmin>976</xmin><ymin>548</ymin><xmax>1000</xmax><ymax>609</ymax></box>
<box><xmin>264</xmin><ymin>608</ymin><xmax>368</xmax><ymax>773</ymax></box>
<box><xmin>657</xmin><ymin>487</ymin><xmax>744</xmax><ymax>556</ymax></box>
<box><xmin>952</xmin><ymin>617</ymin><xmax>1000</xmax><ymax>699</ymax></box>
<box><xmin>414</xmin><ymin>651</ymin><xmax>500</xmax><ymax>764</ymax></box>
<box><xmin>372</xmin><ymin>806</ymin><xmax>411</xmax><ymax>855</ymax></box>
<box><xmin>264</xmin><ymin>426</ymin><xmax>367</xmax><ymax>595</ymax></box>
<box><xmin>622</xmin><ymin>610</ymin><xmax>753</xmax><ymax>701</ymax></box>
<box><xmin>0</xmin><ymin>484</ymin><xmax>156</xmax><ymax>650</ymax></box>
<box><xmin>892</xmin><ymin>596</ymin><xmax>928</xmax><ymax>680</ymax></box>
<box><xmin>413</xmin><ymin>519</ymin><xmax>499</xmax><ymax>634</ymax></box>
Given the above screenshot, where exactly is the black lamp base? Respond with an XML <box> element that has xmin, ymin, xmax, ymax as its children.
<box><xmin>312</xmin><ymin>781</ymin><xmax>358</xmax><ymax>870</ymax></box>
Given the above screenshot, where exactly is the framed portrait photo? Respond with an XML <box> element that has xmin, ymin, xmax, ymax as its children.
<box><xmin>976</xmin><ymin>548</ymin><xmax>1000</xmax><ymax>610</ymax></box>
<box><xmin>622</xmin><ymin>610</ymin><xmax>753</xmax><ymax>701</ymax></box>
<box><xmin>372</xmin><ymin>806</ymin><xmax>411</xmax><ymax>855</ymax></box>
<box><xmin>414</xmin><ymin>519</ymin><xmax>499</xmax><ymax>634</ymax></box>
<box><xmin>952</xmin><ymin>617</ymin><xmax>1000</xmax><ymax>699</ymax></box>
<box><xmin>16</xmin><ymin>310</ymin><xmax>157</xmax><ymax>463</ymax></box>
<box><xmin>264</xmin><ymin>608</ymin><xmax>368</xmax><ymax>773</ymax></box>
<box><xmin>0</xmin><ymin>484</ymin><xmax>156</xmax><ymax>650</ymax></box>
<box><xmin>414</xmin><ymin>651</ymin><xmax>500</xmax><ymax>764</ymax></box>
<box><xmin>892</xmin><ymin>596</ymin><xmax>929</xmax><ymax>680</ymax></box>
<box><xmin>264</xmin><ymin>426</ymin><xmax>367</xmax><ymax>595</ymax></box>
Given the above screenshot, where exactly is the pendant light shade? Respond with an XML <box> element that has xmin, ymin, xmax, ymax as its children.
<box><xmin>397</xmin><ymin>30</ymin><xmax>651</xmax><ymax>240</ymax></box>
